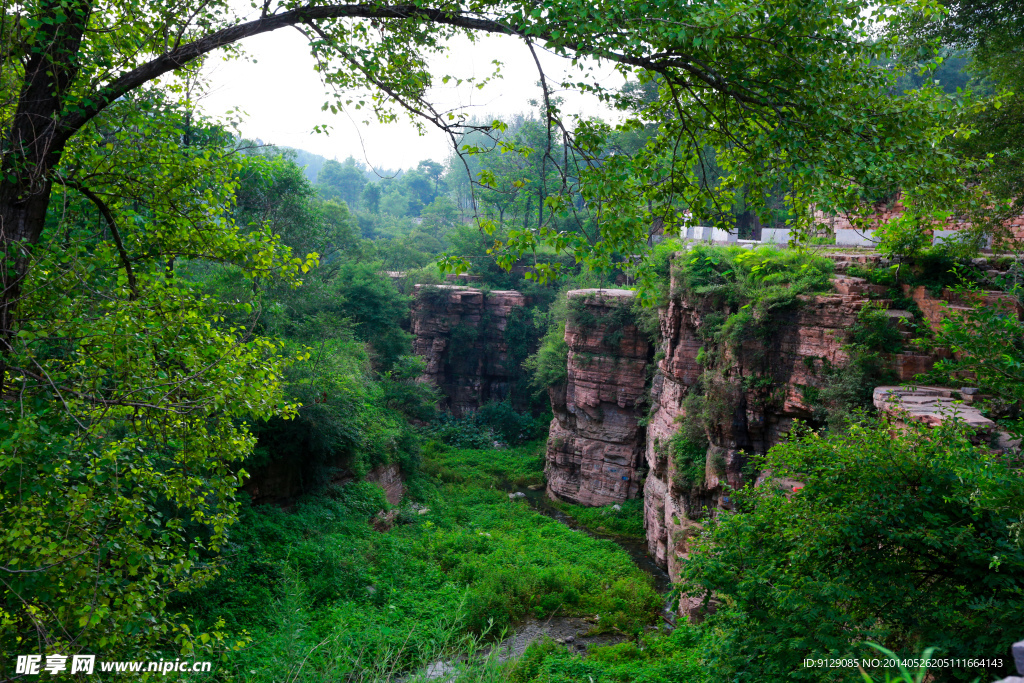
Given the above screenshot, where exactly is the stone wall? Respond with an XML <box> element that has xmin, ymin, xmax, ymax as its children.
<box><xmin>813</xmin><ymin>198</ymin><xmax>1024</xmax><ymax>240</ymax></box>
<box><xmin>544</xmin><ymin>289</ymin><xmax>652</xmax><ymax>506</ymax></box>
<box><xmin>411</xmin><ymin>285</ymin><xmax>530</xmax><ymax>415</ymax></box>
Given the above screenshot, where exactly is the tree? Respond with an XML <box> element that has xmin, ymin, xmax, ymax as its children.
<box><xmin>682</xmin><ymin>418</ymin><xmax>1024</xmax><ymax>682</ymax></box>
<box><xmin>889</xmin><ymin>0</ymin><xmax>1024</xmax><ymax>217</ymax></box>
<box><xmin>0</xmin><ymin>96</ymin><xmax>313</xmax><ymax>660</ymax></box>
<box><xmin>417</xmin><ymin>158</ymin><xmax>446</xmax><ymax>193</ymax></box>
<box><xmin>1</xmin><ymin>0</ymin><xmax>979</xmax><ymax>362</ymax></box>
<box><xmin>317</xmin><ymin>156</ymin><xmax>368</xmax><ymax>205</ymax></box>
<box><xmin>361</xmin><ymin>181</ymin><xmax>383</xmax><ymax>214</ymax></box>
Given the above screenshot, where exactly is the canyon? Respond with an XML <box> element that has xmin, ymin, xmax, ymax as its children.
<box><xmin>410</xmin><ymin>250</ymin><xmax>1021</xmax><ymax>592</ymax></box>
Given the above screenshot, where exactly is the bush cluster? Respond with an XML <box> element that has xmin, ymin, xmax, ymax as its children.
<box><xmin>424</xmin><ymin>401</ymin><xmax>548</xmax><ymax>449</ymax></box>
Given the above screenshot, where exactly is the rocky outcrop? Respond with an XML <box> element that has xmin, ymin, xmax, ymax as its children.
<box><xmin>411</xmin><ymin>285</ymin><xmax>530</xmax><ymax>415</ymax></box>
<box><xmin>639</xmin><ymin>252</ymin><xmax>1024</xmax><ymax>581</ymax></box>
<box><xmin>545</xmin><ymin>289</ymin><xmax>652</xmax><ymax>506</ymax></box>
<box><xmin>643</xmin><ymin>285</ymin><xmax>883</xmax><ymax>577</ymax></box>
<box><xmin>873</xmin><ymin>385</ymin><xmax>994</xmax><ymax>429</ymax></box>
<box><xmin>365</xmin><ymin>463</ymin><xmax>405</xmax><ymax>506</ymax></box>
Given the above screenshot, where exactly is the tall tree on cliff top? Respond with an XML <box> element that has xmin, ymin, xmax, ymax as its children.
<box><xmin>0</xmin><ymin>0</ymin><xmax>982</xmax><ymax>659</ymax></box>
<box><xmin>890</xmin><ymin>0</ymin><xmax>1024</xmax><ymax>217</ymax></box>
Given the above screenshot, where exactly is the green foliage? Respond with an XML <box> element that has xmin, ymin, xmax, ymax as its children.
<box><xmin>421</xmin><ymin>441</ymin><xmax>547</xmax><ymax>489</ymax></box>
<box><xmin>847</xmin><ymin>251</ymin><xmax>994</xmax><ymax>297</ymax></box>
<box><xmin>849</xmin><ymin>303</ymin><xmax>904</xmax><ymax>352</ymax></box>
<box><xmin>507</xmin><ymin>624</ymin><xmax>711</xmax><ymax>683</ymax></box>
<box><xmin>857</xmin><ymin>643</ymin><xmax>945</xmax><ymax>683</ymax></box>
<box><xmin>632</xmin><ymin>239</ymin><xmax>684</xmax><ymax>341</ymax></box>
<box><xmin>525</xmin><ymin>323</ymin><xmax>570</xmax><ymax>392</ymax></box>
<box><xmin>675</xmin><ymin>244</ymin><xmax>834</xmax><ymax>310</ymax></box>
<box><xmin>425</xmin><ymin>402</ymin><xmax>548</xmax><ymax>449</ymax></box>
<box><xmin>919</xmin><ymin>282</ymin><xmax>1024</xmax><ymax>428</ymax></box>
<box><xmin>668</xmin><ymin>432</ymin><xmax>710</xmax><ymax>490</ymax></box>
<box><xmin>872</xmin><ymin>211</ymin><xmax>935</xmax><ymax>265</ymax></box>
<box><xmin>682</xmin><ymin>418</ymin><xmax>1024</xmax><ymax>682</ymax></box>
<box><xmin>249</xmin><ymin>338</ymin><xmax>423</xmax><ymax>486</ymax></box>
<box><xmin>0</xmin><ymin>103</ymin><xmax>306</xmax><ymax>660</ymax></box>
<box><xmin>317</xmin><ymin>157</ymin><xmax>368</xmax><ymax>206</ymax></box>
<box><xmin>552</xmin><ymin>499</ymin><xmax>646</xmax><ymax>539</ymax></box>
<box><xmin>802</xmin><ymin>363</ymin><xmax>881</xmax><ymax>433</ymax></box>
<box><xmin>176</xmin><ymin>442</ymin><xmax>661</xmax><ymax>679</ymax></box>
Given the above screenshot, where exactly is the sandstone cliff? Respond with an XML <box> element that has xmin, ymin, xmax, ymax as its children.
<box><xmin>411</xmin><ymin>285</ymin><xmax>530</xmax><ymax>415</ymax></box>
<box><xmin>642</xmin><ymin>251</ymin><xmax>1019</xmax><ymax>581</ymax></box>
<box><xmin>544</xmin><ymin>289</ymin><xmax>652</xmax><ymax>506</ymax></box>
<box><xmin>644</xmin><ymin>285</ymin><xmax>877</xmax><ymax>578</ymax></box>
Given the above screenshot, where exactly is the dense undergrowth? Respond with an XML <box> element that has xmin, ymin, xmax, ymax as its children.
<box><xmin>507</xmin><ymin>626</ymin><xmax>711</xmax><ymax>683</ymax></box>
<box><xmin>174</xmin><ymin>440</ymin><xmax>663</xmax><ymax>682</ymax></box>
<box><xmin>551</xmin><ymin>499</ymin><xmax>646</xmax><ymax>539</ymax></box>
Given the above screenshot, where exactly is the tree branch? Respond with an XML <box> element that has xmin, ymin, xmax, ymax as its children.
<box><xmin>56</xmin><ymin>3</ymin><xmax>792</xmax><ymax>152</ymax></box>
<box><xmin>54</xmin><ymin>178</ymin><xmax>139</xmax><ymax>300</ymax></box>
<box><xmin>57</xmin><ymin>3</ymin><xmax>516</xmax><ymax>143</ymax></box>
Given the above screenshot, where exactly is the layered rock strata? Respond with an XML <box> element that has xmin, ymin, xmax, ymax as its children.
<box><xmin>544</xmin><ymin>289</ymin><xmax>651</xmax><ymax>506</ymax></box>
<box><xmin>873</xmin><ymin>384</ymin><xmax>994</xmax><ymax>427</ymax></box>
<box><xmin>640</xmin><ymin>253</ymin><xmax>1022</xmax><ymax>580</ymax></box>
<box><xmin>643</xmin><ymin>284</ymin><xmax>883</xmax><ymax>578</ymax></box>
<box><xmin>411</xmin><ymin>285</ymin><xmax>529</xmax><ymax>415</ymax></box>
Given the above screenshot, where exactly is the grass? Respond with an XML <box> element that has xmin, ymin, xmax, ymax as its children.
<box><xmin>552</xmin><ymin>498</ymin><xmax>646</xmax><ymax>539</ymax></box>
<box><xmin>420</xmin><ymin>440</ymin><xmax>547</xmax><ymax>488</ymax></box>
<box><xmin>172</xmin><ymin>440</ymin><xmax>662</xmax><ymax>682</ymax></box>
<box><xmin>506</xmin><ymin>625</ymin><xmax>711</xmax><ymax>683</ymax></box>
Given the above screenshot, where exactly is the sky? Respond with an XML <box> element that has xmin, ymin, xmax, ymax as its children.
<box><xmin>198</xmin><ymin>28</ymin><xmax>627</xmax><ymax>172</ymax></box>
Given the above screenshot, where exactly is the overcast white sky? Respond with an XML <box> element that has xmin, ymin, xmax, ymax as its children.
<box><xmin>198</xmin><ymin>29</ymin><xmax>627</xmax><ymax>172</ymax></box>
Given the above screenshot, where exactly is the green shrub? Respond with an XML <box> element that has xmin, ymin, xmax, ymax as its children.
<box><xmin>425</xmin><ymin>401</ymin><xmax>547</xmax><ymax>448</ymax></box>
<box><xmin>669</xmin><ymin>431</ymin><xmax>709</xmax><ymax>490</ymax></box>
<box><xmin>419</xmin><ymin>440</ymin><xmax>547</xmax><ymax>488</ymax></box>
<box><xmin>507</xmin><ymin>623</ymin><xmax>711</xmax><ymax>683</ymax></box>
<box><xmin>682</xmin><ymin>417</ymin><xmax>1024</xmax><ymax>682</ymax></box>
<box><xmin>525</xmin><ymin>323</ymin><xmax>570</xmax><ymax>392</ymax></box>
<box><xmin>849</xmin><ymin>302</ymin><xmax>903</xmax><ymax>352</ymax></box>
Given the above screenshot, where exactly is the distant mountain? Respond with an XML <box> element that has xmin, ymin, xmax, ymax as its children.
<box><xmin>277</xmin><ymin>147</ymin><xmax>404</xmax><ymax>184</ymax></box>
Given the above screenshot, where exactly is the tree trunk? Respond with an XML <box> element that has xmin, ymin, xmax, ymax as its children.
<box><xmin>0</xmin><ymin>0</ymin><xmax>90</xmax><ymax>393</ymax></box>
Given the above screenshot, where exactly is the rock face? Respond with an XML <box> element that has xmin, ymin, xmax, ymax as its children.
<box><xmin>544</xmin><ymin>289</ymin><xmax>651</xmax><ymax>506</ymax></box>
<box><xmin>643</xmin><ymin>285</ymin><xmax>881</xmax><ymax>578</ymax></box>
<box><xmin>638</xmin><ymin>253</ymin><xmax>1024</xmax><ymax>581</ymax></box>
<box><xmin>411</xmin><ymin>285</ymin><xmax>530</xmax><ymax>415</ymax></box>
<box><xmin>365</xmin><ymin>463</ymin><xmax>405</xmax><ymax>506</ymax></box>
<box><xmin>534</xmin><ymin>258</ymin><xmax>1018</xmax><ymax>580</ymax></box>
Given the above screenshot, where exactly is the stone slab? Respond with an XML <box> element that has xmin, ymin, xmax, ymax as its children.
<box><xmin>873</xmin><ymin>385</ymin><xmax>995</xmax><ymax>431</ymax></box>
